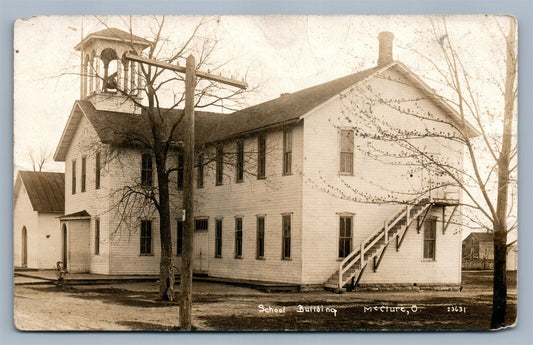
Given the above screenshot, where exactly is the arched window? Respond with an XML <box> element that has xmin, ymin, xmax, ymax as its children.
<box><xmin>21</xmin><ymin>226</ymin><xmax>27</xmax><ymax>267</ymax></box>
<box><xmin>100</xmin><ymin>48</ymin><xmax>118</xmax><ymax>92</ymax></box>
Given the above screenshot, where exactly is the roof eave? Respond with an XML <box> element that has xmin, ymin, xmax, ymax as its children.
<box><xmin>298</xmin><ymin>62</ymin><xmax>396</xmax><ymax>121</ymax></box>
<box><xmin>75</xmin><ymin>35</ymin><xmax>151</xmax><ymax>51</ymax></box>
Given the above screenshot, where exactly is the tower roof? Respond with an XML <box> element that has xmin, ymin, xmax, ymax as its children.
<box><xmin>75</xmin><ymin>28</ymin><xmax>151</xmax><ymax>51</ymax></box>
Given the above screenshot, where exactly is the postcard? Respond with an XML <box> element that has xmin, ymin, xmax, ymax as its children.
<box><xmin>13</xmin><ymin>14</ymin><xmax>517</xmax><ymax>331</ymax></box>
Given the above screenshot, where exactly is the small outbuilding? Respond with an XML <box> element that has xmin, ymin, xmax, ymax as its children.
<box><xmin>14</xmin><ymin>171</ymin><xmax>65</xmax><ymax>269</ymax></box>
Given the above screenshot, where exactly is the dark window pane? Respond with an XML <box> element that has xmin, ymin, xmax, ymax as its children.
<box><xmin>215</xmin><ymin>219</ymin><xmax>222</xmax><ymax>258</ymax></box>
<box><xmin>72</xmin><ymin>160</ymin><xmax>76</xmax><ymax>194</ymax></box>
<box><xmin>141</xmin><ymin>154</ymin><xmax>153</xmax><ymax>187</ymax></box>
<box><xmin>197</xmin><ymin>153</ymin><xmax>204</xmax><ymax>188</ymax></box>
<box><xmin>195</xmin><ymin>219</ymin><xmax>208</xmax><ymax>231</ymax></box>
<box><xmin>177</xmin><ymin>221</ymin><xmax>183</xmax><ymax>255</ymax></box>
<box><xmin>282</xmin><ymin>215</ymin><xmax>291</xmax><ymax>259</ymax></box>
<box><xmin>257</xmin><ymin>136</ymin><xmax>266</xmax><ymax>179</ymax></box>
<box><xmin>81</xmin><ymin>157</ymin><xmax>86</xmax><ymax>192</ymax></box>
<box><xmin>236</xmin><ymin>141</ymin><xmax>244</xmax><ymax>182</ymax></box>
<box><xmin>95</xmin><ymin>152</ymin><xmax>101</xmax><ymax>189</ymax></box>
<box><xmin>216</xmin><ymin>146</ymin><xmax>224</xmax><ymax>185</ymax></box>
<box><xmin>283</xmin><ymin>130</ymin><xmax>292</xmax><ymax>175</ymax></box>
<box><xmin>177</xmin><ymin>153</ymin><xmax>184</xmax><ymax>190</ymax></box>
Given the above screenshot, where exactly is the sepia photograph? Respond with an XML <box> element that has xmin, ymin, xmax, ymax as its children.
<box><xmin>13</xmin><ymin>14</ymin><xmax>518</xmax><ymax>331</ymax></box>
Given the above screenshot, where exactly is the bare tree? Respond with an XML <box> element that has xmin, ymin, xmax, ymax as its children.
<box><xmin>28</xmin><ymin>146</ymin><xmax>51</xmax><ymax>172</ymax></box>
<box><xmin>313</xmin><ymin>17</ymin><xmax>516</xmax><ymax>328</ymax></box>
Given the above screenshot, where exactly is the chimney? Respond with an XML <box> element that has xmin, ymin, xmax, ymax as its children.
<box><xmin>377</xmin><ymin>31</ymin><xmax>394</xmax><ymax>66</ymax></box>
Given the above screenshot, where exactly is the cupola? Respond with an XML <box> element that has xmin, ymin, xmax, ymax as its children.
<box><xmin>75</xmin><ymin>28</ymin><xmax>151</xmax><ymax>113</ymax></box>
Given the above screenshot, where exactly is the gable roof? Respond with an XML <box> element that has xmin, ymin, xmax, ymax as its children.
<box><xmin>16</xmin><ymin>171</ymin><xmax>64</xmax><ymax>213</ymax></box>
<box><xmin>75</xmin><ymin>28</ymin><xmax>151</xmax><ymax>50</ymax></box>
<box><xmin>464</xmin><ymin>232</ymin><xmax>493</xmax><ymax>244</ymax></box>
<box><xmin>54</xmin><ymin>61</ymin><xmax>479</xmax><ymax>161</ymax></box>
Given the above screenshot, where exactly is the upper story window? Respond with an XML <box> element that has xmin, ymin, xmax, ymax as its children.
<box><xmin>283</xmin><ymin>129</ymin><xmax>292</xmax><ymax>175</ymax></box>
<box><xmin>236</xmin><ymin>141</ymin><xmax>244</xmax><ymax>183</ymax></box>
<box><xmin>423</xmin><ymin>217</ymin><xmax>437</xmax><ymax>260</ymax></box>
<box><xmin>340</xmin><ymin>129</ymin><xmax>354</xmax><ymax>174</ymax></box>
<box><xmin>216</xmin><ymin>145</ymin><xmax>224</xmax><ymax>186</ymax></box>
<box><xmin>71</xmin><ymin>159</ymin><xmax>76</xmax><ymax>194</ymax></box>
<box><xmin>177</xmin><ymin>153</ymin><xmax>184</xmax><ymax>190</ymax></box>
<box><xmin>81</xmin><ymin>156</ymin><xmax>87</xmax><ymax>193</ymax></box>
<box><xmin>257</xmin><ymin>135</ymin><xmax>266</xmax><ymax>179</ymax></box>
<box><xmin>95</xmin><ymin>152</ymin><xmax>101</xmax><ymax>189</ymax></box>
<box><xmin>141</xmin><ymin>153</ymin><xmax>153</xmax><ymax>187</ymax></box>
<box><xmin>197</xmin><ymin>152</ymin><xmax>204</xmax><ymax>188</ymax></box>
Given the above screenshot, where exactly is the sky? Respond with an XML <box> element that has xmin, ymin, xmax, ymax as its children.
<box><xmin>14</xmin><ymin>15</ymin><xmax>510</xmax><ymax>173</ymax></box>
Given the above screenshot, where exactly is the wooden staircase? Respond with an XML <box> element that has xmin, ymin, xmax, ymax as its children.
<box><xmin>324</xmin><ymin>198</ymin><xmax>433</xmax><ymax>292</ymax></box>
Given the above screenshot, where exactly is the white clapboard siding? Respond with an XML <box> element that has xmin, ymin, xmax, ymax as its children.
<box><xmin>300</xmin><ymin>67</ymin><xmax>463</xmax><ymax>285</ymax></box>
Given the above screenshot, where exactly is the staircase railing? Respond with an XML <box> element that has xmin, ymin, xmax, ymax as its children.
<box><xmin>336</xmin><ymin>197</ymin><xmax>431</xmax><ymax>289</ymax></box>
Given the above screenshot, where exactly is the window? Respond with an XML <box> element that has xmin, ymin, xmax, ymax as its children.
<box><xmin>177</xmin><ymin>153</ymin><xmax>184</xmax><ymax>190</ymax></box>
<box><xmin>215</xmin><ymin>219</ymin><xmax>223</xmax><ymax>258</ymax></box>
<box><xmin>71</xmin><ymin>160</ymin><xmax>76</xmax><ymax>194</ymax></box>
<box><xmin>256</xmin><ymin>216</ymin><xmax>265</xmax><ymax>259</ymax></box>
<box><xmin>140</xmin><ymin>220</ymin><xmax>152</xmax><ymax>255</ymax></box>
<box><xmin>216</xmin><ymin>145</ymin><xmax>224</xmax><ymax>185</ymax></box>
<box><xmin>339</xmin><ymin>216</ymin><xmax>353</xmax><ymax>258</ymax></box>
<box><xmin>195</xmin><ymin>218</ymin><xmax>208</xmax><ymax>232</ymax></box>
<box><xmin>235</xmin><ymin>218</ymin><xmax>243</xmax><ymax>258</ymax></box>
<box><xmin>423</xmin><ymin>218</ymin><xmax>437</xmax><ymax>260</ymax></box>
<box><xmin>340</xmin><ymin>130</ymin><xmax>354</xmax><ymax>174</ymax></box>
<box><xmin>95</xmin><ymin>151</ymin><xmax>101</xmax><ymax>189</ymax></box>
<box><xmin>81</xmin><ymin>156</ymin><xmax>87</xmax><ymax>192</ymax></box>
<box><xmin>197</xmin><ymin>153</ymin><xmax>204</xmax><ymax>188</ymax></box>
<box><xmin>283</xmin><ymin>129</ymin><xmax>292</xmax><ymax>175</ymax></box>
<box><xmin>177</xmin><ymin>221</ymin><xmax>183</xmax><ymax>256</ymax></box>
<box><xmin>282</xmin><ymin>214</ymin><xmax>291</xmax><ymax>259</ymax></box>
<box><xmin>257</xmin><ymin>135</ymin><xmax>266</xmax><ymax>179</ymax></box>
<box><xmin>141</xmin><ymin>153</ymin><xmax>153</xmax><ymax>187</ymax></box>
<box><xmin>236</xmin><ymin>141</ymin><xmax>244</xmax><ymax>182</ymax></box>
<box><xmin>94</xmin><ymin>218</ymin><xmax>100</xmax><ymax>255</ymax></box>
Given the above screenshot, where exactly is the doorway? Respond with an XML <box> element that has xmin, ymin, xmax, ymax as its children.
<box><xmin>62</xmin><ymin>224</ymin><xmax>68</xmax><ymax>270</ymax></box>
<box><xmin>21</xmin><ymin>227</ymin><xmax>27</xmax><ymax>267</ymax></box>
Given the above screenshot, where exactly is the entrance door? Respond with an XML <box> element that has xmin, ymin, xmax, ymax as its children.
<box><xmin>62</xmin><ymin>224</ymin><xmax>68</xmax><ymax>270</ymax></box>
<box><xmin>193</xmin><ymin>231</ymin><xmax>208</xmax><ymax>273</ymax></box>
<box><xmin>21</xmin><ymin>227</ymin><xmax>27</xmax><ymax>267</ymax></box>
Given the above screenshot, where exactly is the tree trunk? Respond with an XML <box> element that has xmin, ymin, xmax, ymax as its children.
<box><xmin>157</xmin><ymin>169</ymin><xmax>175</xmax><ymax>301</ymax></box>
<box><xmin>179</xmin><ymin>54</ymin><xmax>195</xmax><ymax>331</ymax></box>
<box><xmin>491</xmin><ymin>226</ymin><xmax>507</xmax><ymax>328</ymax></box>
<box><xmin>490</xmin><ymin>18</ymin><xmax>516</xmax><ymax>329</ymax></box>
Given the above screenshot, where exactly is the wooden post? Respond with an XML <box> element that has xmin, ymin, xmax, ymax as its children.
<box><xmin>360</xmin><ymin>242</ymin><xmax>365</xmax><ymax>266</ymax></box>
<box><xmin>179</xmin><ymin>55</ymin><xmax>195</xmax><ymax>331</ymax></box>
<box><xmin>384</xmin><ymin>221</ymin><xmax>388</xmax><ymax>242</ymax></box>
<box><xmin>338</xmin><ymin>264</ymin><xmax>342</xmax><ymax>289</ymax></box>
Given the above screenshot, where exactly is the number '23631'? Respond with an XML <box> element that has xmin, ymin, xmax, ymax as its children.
<box><xmin>447</xmin><ymin>306</ymin><xmax>466</xmax><ymax>313</ymax></box>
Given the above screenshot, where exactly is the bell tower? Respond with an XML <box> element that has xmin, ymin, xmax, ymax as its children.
<box><xmin>75</xmin><ymin>28</ymin><xmax>151</xmax><ymax>113</ymax></box>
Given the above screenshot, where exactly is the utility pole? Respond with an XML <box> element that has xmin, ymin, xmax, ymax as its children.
<box><xmin>124</xmin><ymin>52</ymin><xmax>246</xmax><ymax>330</ymax></box>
